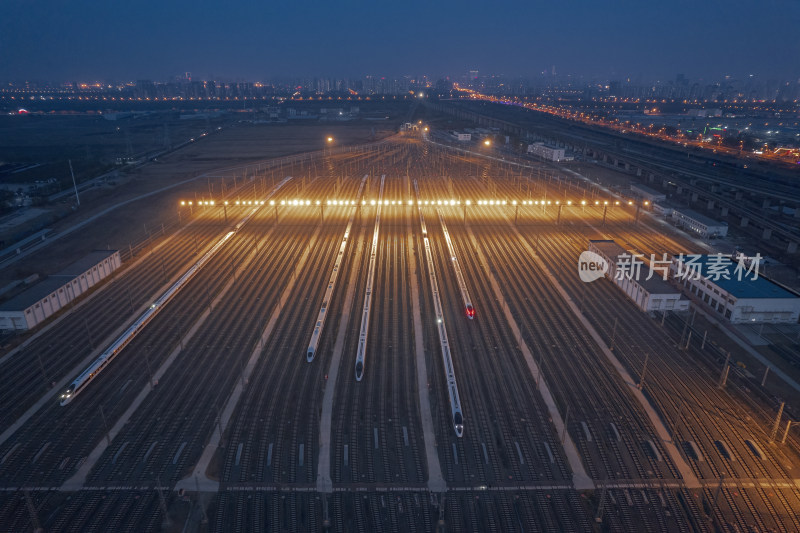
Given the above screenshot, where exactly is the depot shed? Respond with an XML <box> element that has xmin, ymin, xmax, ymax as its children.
<box><xmin>0</xmin><ymin>250</ymin><xmax>121</xmax><ymax>331</ymax></box>
<box><xmin>670</xmin><ymin>254</ymin><xmax>800</xmax><ymax>323</ymax></box>
<box><xmin>588</xmin><ymin>240</ymin><xmax>689</xmax><ymax>313</ymax></box>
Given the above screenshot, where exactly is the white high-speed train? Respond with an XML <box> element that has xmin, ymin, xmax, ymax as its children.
<box><xmin>61</xmin><ymin>177</ymin><xmax>291</xmax><ymax>406</ymax></box>
<box><xmin>60</xmin><ymin>230</ymin><xmax>235</xmax><ymax>405</ymax></box>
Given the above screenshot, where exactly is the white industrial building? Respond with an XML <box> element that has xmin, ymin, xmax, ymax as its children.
<box><xmin>450</xmin><ymin>131</ymin><xmax>471</xmax><ymax>142</ymax></box>
<box><xmin>527</xmin><ymin>142</ymin><xmax>566</xmax><ymax>162</ymax></box>
<box><xmin>0</xmin><ymin>250</ymin><xmax>121</xmax><ymax>331</ymax></box>
<box><xmin>630</xmin><ymin>184</ymin><xmax>667</xmax><ymax>203</ymax></box>
<box><xmin>652</xmin><ymin>201</ymin><xmax>677</xmax><ymax>217</ymax></box>
<box><xmin>589</xmin><ymin>240</ymin><xmax>689</xmax><ymax>313</ymax></box>
<box><xmin>671</xmin><ymin>254</ymin><xmax>800</xmax><ymax>323</ymax></box>
<box><xmin>672</xmin><ymin>208</ymin><xmax>728</xmax><ymax>238</ymax></box>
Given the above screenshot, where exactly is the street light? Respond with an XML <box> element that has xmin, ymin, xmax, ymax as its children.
<box><xmin>484</xmin><ymin>139</ymin><xmax>491</xmax><ymax>146</ymax></box>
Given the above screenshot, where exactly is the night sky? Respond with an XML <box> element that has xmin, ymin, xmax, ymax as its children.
<box><xmin>1</xmin><ymin>0</ymin><xmax>798</xmax><ymax>81</ymax></box>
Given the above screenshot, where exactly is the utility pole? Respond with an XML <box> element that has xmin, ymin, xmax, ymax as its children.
<box><xmin>781</xmin><ymin>420</ymin><xmax>794</xmax><ymax>444</ymax></box>
<box><xmin>638</xmin><ymin>354</ymin><xmax>649</xmax><ymax>390</ymax></box>
<box><xmin>595</xmin><ymin>478</ymin><xmax>608</xmax><ymax>523</ymax></box>
<box><xmin>683</xmin><ymin>330</ymin><xmax>692</xmax><ymax>351</ymax></box>
<box><xmin>69</xmin><ymin>159</ymin><xmax>81</xmax><ymax>207</ymax></box>
<box><xmin>770</xmin><ymin>402</ymin><xmax>785</xmax><ymax>442</ymax></box>
<box><xmin>84</xmin><ymin>318</ymin><xmax>95</xmax><ymax>350</ymax></box>
<box><xmin>709</xmin><ymin>474</ymin><xmax>725</xmax><ymax>523</ymax></box>
<box><xmin>671</xmin><ymin>399</ymin><xmax>685</xmax><ymax>442</ymax></box>
<box><xmin>99</xmin><ymin>404</ymin><xmax>111</xmax><ymax>444</ymax></box>
<box><xmin>156</xmin><ymin>475</ymin><xmax>171</xmax><ymax>527</ymax></box>
<box><xmin>23</xmin><ymin>491</ymin><xmax>43</xmax><ymax>533</ymax></box>
<box><xmin>718</xmin><ymin>352</ymin><xmax>730</xmax><ymax>388</ymax></box>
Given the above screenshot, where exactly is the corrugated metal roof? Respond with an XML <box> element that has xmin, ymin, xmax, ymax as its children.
<box><xmin>0</xmin><ymin>250</ymin><xmax>118</xmax><ymax>312</ymax></box>
<box><xmin>56</xmin><ymin>250</ymin><xmax>118</xmax><ymax>276</ymax></box>
<box><xmin>0</xmin><ymin>277</ymin><xmax>75</xmax><ymax>311</ymax></box>
<box><xmin>676</xmin><ymin>255</ymin><xmax>798</xmax><ymax>300</ymax></box>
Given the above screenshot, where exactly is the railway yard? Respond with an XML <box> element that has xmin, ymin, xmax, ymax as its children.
<box><xmin>0</xmin><ymin>132</ymin><xmax>799</xmax><ymax>532</ymax></box>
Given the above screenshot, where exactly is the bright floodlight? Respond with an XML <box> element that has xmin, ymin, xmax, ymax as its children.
<box><xmin>269</xmin><ymin>200</ymin><xmax>275</xmax><ymax>205</ymax></box>
<box><xmin>181</xmin><ymin>201</ymin><xmax>185</xmax><ymax>205</ymax></box>
<box><xmin>567</xmin><ymin>200</ymin><xmax>572</xmax><ymax>205</ymax></box>
<box><xmin>327</xmin><ymin>136</ymin><xmax>333</xmax><ymax>142</ymax></box>
<box><xmin>581</xmin><ymin>200</ymin><xmax>586</xmax><ymax>205</ymax></box>
<box><xmin>484</xmin><ymin>139</ymin><xmax>491</xmax><ymax>146</ymax></box>
<box><xmin>466</xmin><ymin>200</ymin><xmax>471</xmax><ymax>205</ymax></box>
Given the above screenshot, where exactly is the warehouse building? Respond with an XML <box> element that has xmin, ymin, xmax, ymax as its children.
<box><xmin>671</xmin><ymin>254</ymin><xmax>800</xmax><ymax>323</ymax></box>
<box><xmin>588</xmin><ymin>240</ymin><xmax>689</xmax><ymax>313</ymax></box>
<box><xmin>672</xmin><ymin>208</ymin><xmax>728</xmax><ymax>238</ymax></box>
<box><xmin>527</xmin><ymin>142</ymin><xmax>566</xmax><ymax>162</ymax></box>
<box><xmin>630</xmin><ymin>184</ymin><xmax>667</xmax><ymax>203</ymax></box>
<box><xmin>0</xmin><ymin>250</ymin><xmax>121</xmax><ymax>331</ymax></box>
<box><xmin>652</xmin><ymin>201</ymin><xmax>678</xmax><ymax>217</ymax></box>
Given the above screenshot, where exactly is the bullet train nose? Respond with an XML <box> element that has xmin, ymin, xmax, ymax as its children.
<box><xmin>307</xmin><ymin>348</ymin><xmax>315</xmax><ymax>363</ymax></box>
<box><xmin>355</xmin><ymin>361</ymin><xmax>363</xmax><ymax>381</ymax></box>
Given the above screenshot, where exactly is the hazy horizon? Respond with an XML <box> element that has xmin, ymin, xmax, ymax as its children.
<box><xmin>2</xmin><ymin>0</ymin><xmax>799</xmax><ymax>82</ymax></box>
